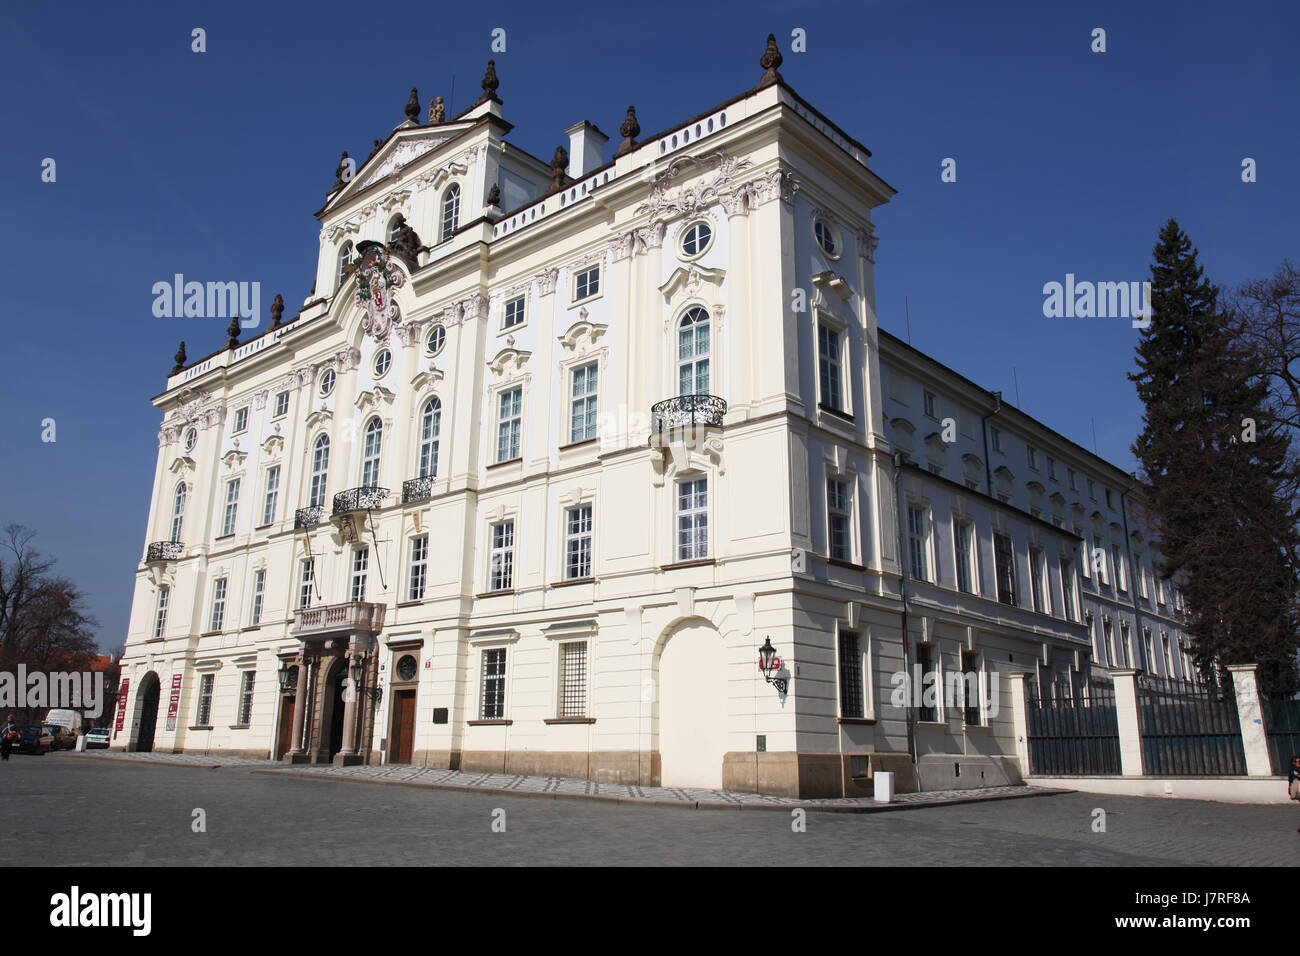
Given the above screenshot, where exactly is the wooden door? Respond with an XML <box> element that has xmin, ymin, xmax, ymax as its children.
<box><xmin>390</xmin><ymin>690</ymin><xmax>416</xmax><ymax>764</ymax></box>
<box><xmin>276</xmin><ymin>695</ymin><xmax>295</xmax><ymax>758</ymax></box>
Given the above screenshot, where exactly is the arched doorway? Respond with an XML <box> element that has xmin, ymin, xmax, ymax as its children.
<box><xmin>135</xmin><ymin>672</ymin><xmax>161</xmax><ymax>753</ymax></box>
<box><xmin>324</xmin><ymin>660</ymin><xmax>346</xmax><ymax>760</ymax></box>
<box><xmin>657</xmin><ymin>621</ymin><xmax>728</xmax><ymax>789</ymax></box>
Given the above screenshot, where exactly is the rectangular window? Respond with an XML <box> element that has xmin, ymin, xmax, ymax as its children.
<box><xmin>569</xmin><ymin>363</ymin><xmax>599</xmax><ymax>444</ymax></box>
<box><xmin>298</xmin><ymin>558</ymin><xmax>315</xmax><ymax>610</ymax></box>
<box><xmin>1060</xmin><ymin>557</ymin><xmax>1077</xmax><ymax>622</ymax></box>
<box><xmin>210</xmin><ymin>578</ymin><xmax>227</xmax><ymax>632</ymax></box>
<box><xmin>196</xmin><ymin>674</ymin><xmax>214</xmax><ymax>726</ymax></box>
<box><xmin>559</xmin><ymin>641</ymin><xmax>587</xmax><ymax>717</ymax></box>
<box><xmin>1103</xmin><ymin>619</ymin><xmax>1115</xmax><ymax>666</ymax></box>
<box><xmin>1162</xmin><ymin>632</ymin><xmax>1174</xmax><ymax>676</ymax></box>
<box><xmin>994</xmin><ymin>533</ymin><xmax>1016</xmax><ymax>605</ymax></box>
<box><xmin>1157</xmin><ymin>579</ymin><xmax>1166</xmax><ymax>605</ymax></box>
<box><xmin>351</xmin><ymin>547</ymin><xmax>368</xmax><ymax>602</ymax></box>
<box><xmin>250</xmin><ymin>569</ymin><xmax>265</xmax><ymax>626</ymax></box>
<box><xmin>923</xmin><ymin>390</ymin><xmax>937</xmax><ymax>419</ymax></box>
<box><xmin>676</xmin><ymin>478</ymin><xmax>708</xmax><ymax>561</ymax></box>
<box><xmin>990</xmin><ymin>427</ymin><xmax>1002</xmax><ymax>452</ymax></box>
<box><xmin>503</xmin><ymin>295</ymin><xmax>526</xmax><ymax>329</ymax></box>
<box><xmin>818</xmin><ymin>324</ymin><xmax>844</xmax><ymax>411</ymax></box>
<box><xmin>1030</xmin><ymin>548</ymin><xmax>1049</xmax><ymax>613</ymax></box>
<box><xmin>565</xmin><ymin>504</ymin><xmax>593</xmax><ymax>580</ymax></box>
<box><xmin>1137</xmin><ymin>561</ymin><xmax>1148</xmax><ymax>599</ymax></box>
<box><xmin>408</xmin><ymin>535</ymin><xmax>428</xmax><ymax>602</ymax></box>
<box><xmin>907</xmin><ymin>505</ymin><xmax>928</xmax><ymax>581</ymax></box>
<box><xmin>153</xmin><ymin>585</ymin><xmax>169</xmax><ymax>639</ymax></box>
<box><xmin>574</xmin><ymin>265</ymin><xmax>600</xmax><ymax>301</ymax></box>
<box><xmin>496</xmin><ymin>387</ymin><xmax>522</xmax><ymax>463</ymax></box>
<box><xmin>233</xmin><ymin>407</ymin><xmax>249</xmax><ymax>434</ymax></box>
<box><xmin>954</xmin><ymin>520</ymin><xmax>975</xmax><ymax>594</ymax></box>
<box><xmin>238</xmin><ymin>671</ymin><xmax>256</xmax><ymax>725</ymax></box>
<box><xmin>273</xmin><ymin>391</ymin><xmax>290</xmax><ymax>418</ymax></box>
<box><xmin>838</xmin><ymin>631</ymin><xmax>864</xmax><ymax>719</ymax></box>
<box><xmin>480</xmin><ymin>648</ymin><xmax>506</xmax><ymax>719</ymax></box>
<box><xmin>1094</xmin><ymin>536</ymin><xmax>1109</xmax><ymax>585</ymax></box>
<box><xmin>1027</xmin><ymin>445</ymin><xmax>1038</xmax><ymax>470</ymax></box>
<box><xmin>1068</xmin><ymin>468</ymin><xmax>1077</xmax><ymax>491</ymax></box>
<box><xmin>261</xmin><ymin>466</ymin><xmax>280</xmax><ymax>526</ymax></box>
<box><xmin>1047</xmin><ymin>457</ymin><xmax>1057</xmax><ymax>480</ymax></box>
<box><xmin>489</xmin><ymin>520</ymin><xmax>514</xmax><ymax>591</ymax></box>
<box><xmin>1076</xmin><ymin>527</ymin><xmax>1090</xmax><ymax>580</ymax></box>
<box><xmin>1112</xmin><ymin>545</ymin><xmax>1127</xmax><ymax>591</ymax></box>
<box><xmin>1120</xmin><ymin>623</ymin><xmax>1132</xmax><ymax>667</ymax></box>
<box><xmin>961</xmin><ymin>652</ymin><xmax>982</xmax><ymax>726</ymax></box>
<box><xmin>827</xmin><ymin>478</ymin><xmax>852</xmax><ymax>562</ymax></box>
<box><xmin>1087</xmin><ymin>478</ymin><xmax>1096</xmax><ymax>500</ymax></box>
<box><xmin>916</xmin><ymin>643</ymin><xmax>937</xmax><ymax>722</ymax></box>
<box><xmin>221</xmin><ymin>478</ymin><xmax>241</xmax><ymax>536</ymax></box>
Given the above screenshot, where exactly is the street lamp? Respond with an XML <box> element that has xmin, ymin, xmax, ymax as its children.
<box><xmin>277</xmin><ymin>661</ymin><xmax>298</xmax><ymax>693</ymax></box>
<box><xmin>349</xmin><ymin>656</ymin><xmax>382</xmax><ymax>703</ymax></box>
<box><xmin>758</xmin><ymin>637</ymin><xmax>787</xmax><ymax>694</ymax></box>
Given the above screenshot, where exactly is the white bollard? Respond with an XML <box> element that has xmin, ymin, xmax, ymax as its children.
<box><xmin>875</xmin><ymin>771</ymin><xmax>895</xmax><ymax>803</ymax></box>
<box><xmin>75</xmin><ymin>734</ymin><xmax>86</xmax><ymax>752</ymax></box>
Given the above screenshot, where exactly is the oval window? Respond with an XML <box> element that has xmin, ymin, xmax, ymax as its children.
<box><xmin>373</xmin><ymin>348</ymin><xmax>392</xmax><ymax>378</ymax></box>
<box><xmin>426</xmin><ymin>324</ymin><xmax>446</xmax><ymax>356</ymax></box>
<box><xmin>319</xmin><ymin>368</ymin><xmax>336</xmax><ymax>396</ymax></box>
<box><xmin>814</xmin><ymin>219</ymin><xmax>840</xmax><ymax>258</ymax></box>
<box><xmin>183</xmin><ymin>428</ymin><xmax>197</xmax><ymax>452</ymax></box>
<box><xmin>681</xmin><ymin>221</ymin><xmax>712</xmax><ymax>258</ymax></box>
<box><xmin>396</xmin><ymin>655</ymin><xmax>418</xmax><ymax>681</ymax></box>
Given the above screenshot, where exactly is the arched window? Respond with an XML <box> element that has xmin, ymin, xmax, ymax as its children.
<box><xmin>419</xmin><ymin>397</ymin><xmax>441</xmax><ymax>478</ymax></box>
<box><xmin>387</xmin><ymin>216</ymin><xmax>403</xmax><ymax>244</ymax></box>
<box><xmin>361</xmin><ymin>418</ymin><xmax>383</xmax><ymax>487</ymax></box>
<box><xmin>309</xmin><ymin>435</ymin><xmax>330</xmax><ymax>507</ymax></box>
<box><xmin>336</xmin><ymin>242</ymin><xmax>353</xmax><ymax>291</ymax></box>
<box><xmin>170</xmin><ymin>483</ymin><xmax>187</xmax><ymax>543</ymax></box>
<box><xmin>440</xmin><ymin>184</ymin><xmax>460</xmax><ymax>242</ymax></box>
<box><xmin>677</xmin><ymin>307</ymin><xmax>711</xmax><ymax>396</ymax></box>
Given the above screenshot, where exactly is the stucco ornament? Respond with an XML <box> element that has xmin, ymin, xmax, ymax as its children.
<box><xmin>346</xmin><ymin>245</ymin><xmax>406</xmax><ymax>342</ymax></box>
<box><xmin>636</xmin><ymin>152</ymin><xmax>755</xmax><ymax>222</ymax></box>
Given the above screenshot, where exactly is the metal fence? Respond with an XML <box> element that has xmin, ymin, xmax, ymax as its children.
<box><xmin>1026</xmin><ymin>683</ymin><xmax>1122</xmax><ymax>775</ymax></box>
<box><xmin>1136</xmin><ymin>675</ymin><xmax>1246</xmax><ymax>776</ymax></box>
<box><xmin>1261</xmin><ymin>691</ymin><xmax>1300</xmax><ymax>776</ymax></box>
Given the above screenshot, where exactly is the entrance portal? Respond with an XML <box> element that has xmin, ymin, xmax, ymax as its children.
<box><xmin>325</xmin><ymin>661</ymin><xmax>346</xmax><ymax>760</ymax></box>
<box><xmin>135</xmin><ymin>673</ymin><xmax>160</xmax><ymax>753</ymax></box>
<box><xmin>389</xmin><ymin>689</ymin><xmax>416</xmax><ymax>764</ymax></box>
<box><xmin>658</xmin><ymin>622</ymin><xmax>727</xmax><ymax>789</ymax></box>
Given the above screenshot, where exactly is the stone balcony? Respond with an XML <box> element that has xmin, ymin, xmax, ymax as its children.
<box><xmin>291</xmin><ymin>601</ymin><xmax>386</xmax><ymax>640</ymax></box>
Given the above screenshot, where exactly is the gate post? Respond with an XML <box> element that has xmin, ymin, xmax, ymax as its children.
<box><xmin>1227</xmin><ymin>664</ymin><xmax>1273</xmax><ymax>776</ymax></box>
<box><xmin>1008</xmin><ymin>672</ymin><xmax>1033</xmax><ymax>778</ymax></box>
<box><xmin>1111</xmin><ymin>669</ymin><xmax>1143</xmax><ymax>776</ymax></box>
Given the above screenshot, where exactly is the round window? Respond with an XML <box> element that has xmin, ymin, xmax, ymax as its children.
<box><xmin>426</xmin><ymin>324</ymin><xmax>446</xmax><ymax>356</ymax></box>
<box><xmin>319</xmin><ymin>368</ymin><xmax>336</xmax><ymax>396</ymax></box>
<box><xmin>681</xmin><ymin>221</ymin><xmax>712</xmax><ymax>258</ymax></box>
<box><xmin>183</xmin><ymin>428</ymin><xmax>197</xmax><ymax>452</ymax></box>
<box><xmin>396</xmin><ymin>655</ymin><xmax>418</xmax><ymax>681</ymax></box>
<box><xmin>814</xmin><ymin>219</ymin><xmax>840</xmax><ymax>258</ymax></box>
<box><xmin>373</xmin><ymin>348</ymin><xmax>392</xmax><ymax>378</ymax></box>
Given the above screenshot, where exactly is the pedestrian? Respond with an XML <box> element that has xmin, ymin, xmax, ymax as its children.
<box><xmin>1</xmin><ymin>714</ymin><xmax>18</xmax><ymax>761</ymax></box>
<box><xmin>1289</xmin><ymin>755</ymin><xmax>1300</xmax><ymax>830</ymax></box>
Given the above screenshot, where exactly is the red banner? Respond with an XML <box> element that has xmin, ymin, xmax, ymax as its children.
<box><xmin>114</xmin><ymin>678</ymin><xmax>130</xmax><ymax>737</ymax></box>
<box><xmin>166</xmin><ymin>674</ymin><xmax>182</xmax><ymax>732</ymax></box>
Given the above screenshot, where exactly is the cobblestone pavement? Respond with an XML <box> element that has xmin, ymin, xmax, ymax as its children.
<box><xmin>73</xmin><ymin>750</ymin><xmax>1053</xmax><ymax>810</ymax></box>
<box><xmin>2</xmin><ymin>753</ymin><xmax>1298</xmax><ymax>865</ymax></box>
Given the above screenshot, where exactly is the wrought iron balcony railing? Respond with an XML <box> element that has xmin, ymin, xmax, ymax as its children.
<box><xmin>145</xmin><ymin>541</ymin><xmax>185</xmax><ymax>562</ymax></box>
<box><xmin>650</xmin><ymin>394</ymin><xmax>727</xmax><ymax>435</ymax></box>
<box><xmin>402</xmin><ymin>475</ymin><xmax>435</xmax><ymax>504</ymax></box>
<box><xmin>291</xmin><ymin>601</ymin><xmax>386</xmax><ymax>638</ymax></box>
<box><xmin>332</xmin><ymin>486</ymin><xmax>390</xmax><ymax>516</ymax></box>
<box><xmin>295</xmin><ymin>505</ymin><xmax>326</xmax><ymax>530</ymax></box>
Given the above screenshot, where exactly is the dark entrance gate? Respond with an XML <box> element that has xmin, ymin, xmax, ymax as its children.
<box><xmin>135</xmin><ymin>674</ymin><xmax>160</xmax><ymax>753</ymax></box>
<box><xmin>1026</xmin><ymin>683</ymin><xmax>1121</xmax><ymax>775</ymax></box>
<box><xmin>1136</xmin><ymin>676</ymin><xmax>1246</xmax><ymax>776</ymax></box>
<box><xmin>326</xmin><ymin>663</ymin><xmax>346</xmax><ymax>760</ymax></box>
<box><xmin>1261</xmin><ymin>691</ymin><xmax>1300</xmax><ymax>775</ymax></box>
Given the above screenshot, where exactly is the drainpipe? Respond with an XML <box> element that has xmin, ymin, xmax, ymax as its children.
<box><xmin>892</xmin><ymin>452</ymin><xmax>918</xmax><ymax>791</ymax></box>
<box><xmin>1120</xmin><ymin>476</ymin><xmax>1148</xmax><ymax>673</ymax></box>
<box><xmin>981</xmin><ymin>391</ymin><xmax>1003</xmax><ymax>496</ymax></box>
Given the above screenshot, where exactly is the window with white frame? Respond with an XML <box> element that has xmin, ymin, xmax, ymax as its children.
<box><xmin>954</xmin><ymin>519</ymin><xmax>975</xmax><ymax>593</ymax></box>
<box><xmin>153</xmin><ymin>585</ymin><xmax>169</xmax><ymax>639</ymax></box>
<box><xmin>1060</xmin><ymin>556</ymin><xmax>1077</xmax><ymax>621</ymax></box>
<box><xmin>1119</xmin><ymin>622</ymin><xmax>1132</xmax><ymax>667</ymax></box>
<box><xmin>677</xmin><ymin>307</ymin><xmax>710</xmax><ymax>396</ymax></box>
<box><xmin>480</xmin><ymin>647</ymin><xmax>506</xmax><ymax>719</ymax></box>
<box><xmin>1030</xmin><ymin>547</ymin><xmax>1049</xmax><ymax>613</ymax></box>
<box><xmin>419</xmin><ymin>397</ymin><xmax>441</xmax><ymax>478</ymax></box>
<box><xmin>233</xmin><ymin>406</ymin><xmax>249</xmax><ymax>434</ymax></box>
<box><xmin>827</xmin><ymin>477</ymin><xmax>852</xmax><ymax>562</ymax></box>
<box><xmin>922</xmin><ymin>389</ymin><xmax>937</xmax><ymax>420</ymax></box>
<box><xmin>915</xmin><ymin>643</ymin><xmax>938</xmax><ymax>722</ymax></box>
<box><xmin>170</xmin><ymin>482</ymin><xmax>187</xmax><ymax>543</ymax></box>
<box><xmin>350</xmin><ymin>547</ymin><xmax>368</xmax><ymax>602</ymax></box>
<box><xmin>1103</xmin><ymin>618</ymin><xmax>1115</xmax><ymax>666</ymax></box>
<box><xmin>309</xmin><ymin>435</ymin><xmax>329</xmax><ymax>508</ymax></box>
<box><xmin>1112</xmin><ymin>545</ymin><xmax>1127</xmax><ymax>591</ymax></box>
<box><xmin>558</xmin><ymin>641</ymin><xmax>588</xmax><ymax>717</ymax></box>
<box><xmin>237</xmin><ymin>671</ymin><xmax>256</xmax><ymax>725</ymax></box>
<box><xmin>676</xmin><ymin>477</ymin><xmax>708</xmax><ymax>561</ymax></box>
<box><xmin>1047</xmin><ymin>457</ymin><xmax>1057</xmax><ymax>480</ymax></box>
<box><xmin>221</xmin><ymin>478</ymin><xmax>240</xmax><ymax>536</ymax></box>
<box><xmin>990</xmin><ymin>427</ymin><xmax>1003</xmax><ymax>453</ymax></box>
<box><xmin>210</xmin><ymin>578</ymin><xmax>227</xmax><ymax>632</ymax></box>
<box><xmin>838</xmin><ymin>630</ymin><xmax>864</xmax><ymax>719</ymax></box>
<box><xmin>1137</xmin><ymin>559</ymin><xmax>1148</xmax><ymax>599</ymax></box>
<box><xmin>817</xmin><ymin>322</ymin><xmax>845</xmax><ymax>411</ymax></box>
<box><xmin>573</xmin><ymin>264</ymin><xmax>600</xmax><ymax>301</ymax></box>
<box><xmin>336</xmin><ymin>242</ymin><xmax>353</xmax><ymax>291</ymax></box>
<box><xmin>569</xmin><ymin>363</ymin><xmax>599</xmax><ymax>444</ymax></box>
<box><xmin>1068</xmin><ymin>468</ymin><xmax>1077</xmax><ymax>490</ymax></box>
<box><xmin>196</xmin><ymin>673</ymin><xmax>214</xmax><ymax>726</ymax></box>
<box><xmin>1087</xmin><ymin>478</ymin><xmax>1096</xmax><ymax>500</ymax></box>
<box><xmin>994</xmin><ymin>532</ymin><xmax>1016</xmax><ymax>605</ymax></box>
<box><xmin>907</xmin><ymin>504</ymin><xmax>928</xmax><ymax>581</ymax></box>
<box><xmin>503</xmin><ymin>295</ymin><xmax>525</xmax><ymax>329</ymax></box>
<box><xmin>496</xmin><ymin>387</ymin><xmax>522</xmax><ymax>462</ymax></box>
<box><xmin>250</xmin><ymin>569</ymin><xmax>265</xmax><ymax>626</ymax></box>
<box><xmin>441</xmin><ymin>183</ymin><xmax>460</xmax><ymax>242</ymax></box>
<box><xmin>1143</xmin><ymin>628</ymin><xmax>1154</xmax><ymax>672</ymax></box>
<box><xmin>298</xmin><ymin>558</ymin><xmax>315</xmax><ymax>609</ymax></box>
<box><xmin>1094</xmin><ymin>536</ymin><xmax>1109</xmax><ymax>585</ymax></box>
<box><xmin>1027</xmin><ymin>445</ymin><xmax>1038</xmax><ymax>470</ymax></box>
<box><xmin>489</xmin><ymin>520</ymin><xmax>514</xmax><ymax>591</ymax></box>
<box><xmin>361</xmin><ymin>418</ymin><xmax>383</xmax><ymax>487</ymax></box>
<box><xmin>1162</xmin><ymin>631</ymin><xmax>1174</xmax><ymax>676</ymax></box>
<box><xmin>273</xmin><ymin>391</ymin><xmax>290</xmax><ymax>418</ymax></box>
<box><xmin>564</xmin><ymin>504</ymin><xmax>593</xmax><ymax>580</ymax></box>
<box><xmin>961</xmin><ymin>651</ymin><xmax>983</xmax><ymax>726</ymax></box>
<box><xmin>261</xmin><ymin>465</ymin><xmax>280</xmax><ymax>526</ymax></box>
<box><xmin>408</xmin><ymin>534</ymin><xmax>428</xmax><ymax>602</ymax></box>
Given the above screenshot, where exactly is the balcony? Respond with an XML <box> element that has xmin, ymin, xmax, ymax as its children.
<box><xmin>402</xmin><ymin>475</ymin><xmax>434</xmax><ymax>504</ymax></box>
<box><xmin>145</xmin><ymin>541</ymin><xmax>185</xmax><ymax>563</ymax></box>
<box><xmin>295</xmin><ymin>505</ymin><xmax>326</xmax><ymax>530</ymax></box>
<box><xmin>649</xmin><ymin>394</ymin><xmax>727</xmax><ymax>448</ymax></box>
<box><xmin>332</xmin><ymin>486</ymin><xmax>390</xmax><ymax>517</ymax></box>
<box><xmin>291</xmin><ymin>601</ymin><xmax>386</xmax><ymax>639</ymax></box>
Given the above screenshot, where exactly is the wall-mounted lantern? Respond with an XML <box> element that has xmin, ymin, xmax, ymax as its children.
<box><xmin>758</xmin><ymin>637</ymin><xmax>788</xmax><ymax>694</ymax></box>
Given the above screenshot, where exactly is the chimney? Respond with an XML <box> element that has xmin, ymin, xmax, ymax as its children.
<box><xmin>565</xmin><ymin>121</ymin><xmax>608</xmax><ymax>179</ymax></box>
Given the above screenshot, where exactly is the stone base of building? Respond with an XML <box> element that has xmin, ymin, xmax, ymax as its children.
<box><xmin>409</xmin><ymin>748</ymin><xmax>659</xmax><ymax>784</ymax></box>
<box><xmin>333</xmin><ymin>752</ymin><xmax>365</xmax><ymax>767</ymax></box>
<box><xmin>915</xmin><ymin>754</ymin><xmax>1023</xmax><ymax>791</ymax></box>
<box><xmin>723</xmin><ymin>751</ymin><xmax>916</xmax><ymax>798</ymax></box>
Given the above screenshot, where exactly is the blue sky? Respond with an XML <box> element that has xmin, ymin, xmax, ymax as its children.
<box><xmin>1</xmin><ymin>0</ymin><xmax>1295</xmax><ymax>650</ymax></box>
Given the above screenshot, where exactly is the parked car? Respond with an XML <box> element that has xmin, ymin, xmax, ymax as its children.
<box><xmin>84</xmin><ymin>728</ymin><xmax>110</xmax><ymax>749</ymax></box>
<box><xmin>16</xmin><ymin>725</ymin><xmax>53</xmax><ymax>755</ymax></box>
<box><xmin>44</xmin><ymin>724</ymin><xmax>76</xmax><ymax>751</ymax></box>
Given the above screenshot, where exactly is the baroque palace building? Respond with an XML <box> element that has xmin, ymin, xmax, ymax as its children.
<box><xmin>116</xmin><ymin>37</ymin><xmax>1194</xmax><ymax>796</ymax></box>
